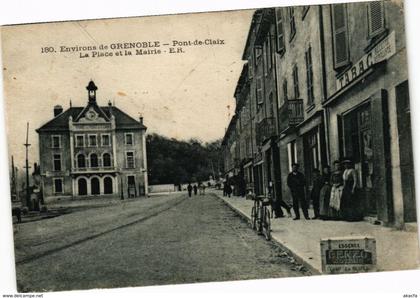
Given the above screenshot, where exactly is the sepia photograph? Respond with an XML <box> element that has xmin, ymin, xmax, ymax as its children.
<box><xmin>0</xmin><ymin>0</ymin><xmax>419</xmax><ymax>295</ymax></box>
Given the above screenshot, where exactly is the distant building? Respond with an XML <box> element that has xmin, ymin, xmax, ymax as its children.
<box><xmin>36</xmin><ymin>81</ymin><xmax>148</xmax><ymax>202</ymax></box>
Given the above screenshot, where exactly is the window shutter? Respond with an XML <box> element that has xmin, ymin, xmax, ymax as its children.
<box><xmin>368</xmin><ymin>1</ymin><xmax>385</xmax><ymax>38</ymax></box>
<box><xmin>331</xmin><ymin>4</ymin><xmax>349</xmax><ymax>68</ymax></box>
<box><xmin>275</xmin><ymin>8</ymin><xmax>285</xmax><ymax>54</ymax></box>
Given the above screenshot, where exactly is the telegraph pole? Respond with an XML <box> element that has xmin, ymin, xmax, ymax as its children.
<box><xmin>23</xmin><ymin>122</ymin><xmax>32</xmax><ymax>209</ymax></box>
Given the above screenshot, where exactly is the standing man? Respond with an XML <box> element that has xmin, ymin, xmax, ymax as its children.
<box><xmin>193</xmin><ymin>184</ymin><xmax>198</xmax><ymax>196</ymax></box>
<box><xmin>287</xmin><ymin>163</ymin><xmax>309</xmax><ymax>220</ymax></box>
<box><xmin>187</xmin><ymin>183</ymin><xmax>193</xmax><ymax>198</ymax></box>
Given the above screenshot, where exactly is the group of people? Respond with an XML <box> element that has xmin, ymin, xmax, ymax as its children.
<box><xmin>273</xmin><ymin>159</ymin><xmax>363</xmax><ymax>222</ymax></box>
<box><xmin>187</xmin><ymin>183</ymin><xmax>206</xmax><ymax>197</ymax></box>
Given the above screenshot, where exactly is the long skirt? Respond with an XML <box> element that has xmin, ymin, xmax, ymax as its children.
<box><xmin>340</xmin><ymin>185</ymin><xmax>363</xmax><ymax>221</ymax></box>
<box><xmin>319</xmin><ymin>184</ymin><xmax>331</xmax><ymax>218</ymax></box>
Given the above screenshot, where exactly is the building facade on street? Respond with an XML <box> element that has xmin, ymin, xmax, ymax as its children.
<box><xmin>37</xmin><ymin>81</ymin><xmax>148</xmax><ymax>202</ymax></box>
<box><xmin>221</xmin><ymin>1</ymin><xmax>416</xmax><ymax>228</ymax></box>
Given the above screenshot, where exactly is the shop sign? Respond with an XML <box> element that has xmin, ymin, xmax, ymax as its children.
<box><xmin>336</xmin><ymin>31</ymin><xmax>396</xmax><ymax>92</ymax></box>
<box><xmin>320</xmin><ymin>236</ymin><xmax>377</xmax><ymax>274</ymax></box>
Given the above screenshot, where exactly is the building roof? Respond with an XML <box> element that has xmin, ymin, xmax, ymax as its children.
<box><xmin>37</xmin><ymin>105</ymin><xmax>146</xmax><ymax>132</ymax></box>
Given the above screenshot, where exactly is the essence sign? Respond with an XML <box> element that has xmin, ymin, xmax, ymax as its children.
<box><xmin>320</xmin><ymin>236</ymin><xmax>377</xmax><ymax>274</ymax></box>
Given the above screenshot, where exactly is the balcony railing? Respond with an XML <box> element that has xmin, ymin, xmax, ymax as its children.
<box><xmin>278</xmin><ymin>99</ymin><xmax>304</xmax><ymax>133</ymax></box>
<box><xmin>256</xmin><ymin>117</ymin><xmax>276</xmax><ymax>145</ymax></box>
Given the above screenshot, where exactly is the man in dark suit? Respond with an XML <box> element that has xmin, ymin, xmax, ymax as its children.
<box><xmin>287</xmin><ymin>163</ymin><xmax>309</xmax><ymax>220</ymax></box>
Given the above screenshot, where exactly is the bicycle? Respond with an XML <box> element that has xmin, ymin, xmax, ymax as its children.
<box><xmin>250</xmin><ymin>194</ymin><xmax>272</xmax><ymax>241</ymax></box>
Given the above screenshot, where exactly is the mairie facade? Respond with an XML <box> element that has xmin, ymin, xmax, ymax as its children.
<box><xmin>37</xmin><ymin>81</ymin><xmax>148</xmax><ymax>202</ymax></box>
<box><xmin>222</xmin><ymin>1</ymin><xmax>416</xmax><ymax>228</ymax></box>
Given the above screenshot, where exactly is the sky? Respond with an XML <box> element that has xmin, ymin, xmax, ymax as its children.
<box><xmin>1</xmin><ymin>9</ymin><xmax>254</xmax><ymax>168</ymax></box>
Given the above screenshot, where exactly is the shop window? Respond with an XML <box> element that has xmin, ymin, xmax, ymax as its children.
<box><xmin>287</xmin><ymin>140</ymin><xmax>297</xmax><ymax>172</ymax></box>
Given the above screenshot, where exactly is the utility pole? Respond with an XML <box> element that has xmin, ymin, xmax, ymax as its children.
<box><xmin>11</xmin><ymin>155</ymin><xmax>17</xmax><ymax>201</ymax></box>
<box><xmin>23</xmin><ymin>122</ymin><xmax>32</xmax><ymax>209</ymax></box>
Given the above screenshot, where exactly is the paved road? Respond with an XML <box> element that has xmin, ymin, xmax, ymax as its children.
<box><xmin>15</xmin><ymin>193</ymin><xmax>308</xmax><ymax>292</ymax></box>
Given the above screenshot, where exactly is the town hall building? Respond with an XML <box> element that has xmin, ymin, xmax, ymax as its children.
<box><xmin>36</xmin><ymin>81</ymin><xmax>148</xmax><ymax>202</ymax></box>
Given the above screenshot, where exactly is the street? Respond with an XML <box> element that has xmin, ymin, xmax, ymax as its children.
<box><xmin>14</xmin><ymin>193</ymin><xmax>308</xmax><ymax>292</ymax></box>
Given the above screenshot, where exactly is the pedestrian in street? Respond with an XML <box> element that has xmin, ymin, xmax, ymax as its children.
<box><xmin>319</xmin><ymin>166</ymin><xmax>332</xmax><ymax>220</ymax></box>
<box><xmin>222</xmin><ymin>181</ymin><xmax>227</xmax><ymax>196</ymax></box>
<box><xmin>310</xmin><ymin>168</ymin><xmax>323</xmax><ymax>219</ymax></box>
<box><xmin>200</xmin><ymin>183</ymin><xmax>206</xmax><ymax>195</ymax></box>
<box><xmin>287</xmin><ymin>163</ymin><xmax>309</xmax><ymax>220</ymax></box>
<box><xmin>187</xmin><ymin>183</ymin><xmax>193</xmax><ymax>198</ymax></box>
<box><xmin>329</xmin><ymin>160</ymin><xmax>344</xmax><ymax>219</ymax></box>
<box><xmin>340</xmin><ymin>159</ymin><xmax>363</xmax><ymax>221</ymax></box>
<box><xmin>225</xmin><ymin>183</ymin><xmax>232</xmax><ymax>198</ymax></box>
<box><xmin>193</xmin><ymin>184</ymin><xmax>198</xmax><ymax>195</ymax></box>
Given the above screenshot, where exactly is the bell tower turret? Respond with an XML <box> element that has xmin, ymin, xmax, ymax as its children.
<box><xmin>86</xmin><ymin>80</ymin><xmax>98</xmax><ymax>103</ymax></box>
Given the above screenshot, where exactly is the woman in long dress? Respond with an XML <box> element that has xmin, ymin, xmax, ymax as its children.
<box><xmin>329</xmin><ymin>160</ymin><xmax>343</xmax><ymax>219</ymax></box>
<box><xmin>340</xmin><ymin>159</ymin><xmax>363</xmax><ymax>221</ymax></box>
<box><xmin>318</xmin><ymin>166</ymin><xmax>331</xmax><ymax>220</ymax></box>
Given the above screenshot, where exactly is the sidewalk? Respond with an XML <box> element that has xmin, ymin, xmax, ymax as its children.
<box><xmin>211</xmin><ymin>190</ymin><xmax>420</xmax><ymax>274</ymax></box>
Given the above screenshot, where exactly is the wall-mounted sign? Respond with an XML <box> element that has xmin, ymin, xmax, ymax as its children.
<box><xmin>320</xmin><ymin>236</ymin><xmax>377</xmax><ymax>274</ymax></box>
<box><xmin>336</xmin><ymin>31</ymin><xmax>396</xmax><ymax>91</ymax></box>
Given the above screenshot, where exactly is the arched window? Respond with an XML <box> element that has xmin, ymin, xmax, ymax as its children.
<box><xmin>90</xmin><ymin>153</ymin><xmax>98</xmax><ymax>168</ymax></box>
<box><xmin>104</xmin><ymin>176</ymin><xmax>113</xmax><ymax>194</ymax></box>
<box><xmin>77</xmin><ymin>154</ymin><xmax>86</xmax><ymax>168</ymax></box>
<box><xmin>103</xmin><ymin>153</ymin><xmax>111</xmax><ymax>167</ymax></box>
<box><xmin>78</xmin><ymin>177</ymin><xmax>87</xmax><ymax>196</ymax></box>
<box><xmin>91</xmin><ymin>177</ymin><xmax>100</xmax><ymax>195</ymax></box>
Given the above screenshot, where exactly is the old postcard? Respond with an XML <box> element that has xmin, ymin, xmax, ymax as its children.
<box><xmin>1</xmin><ymin>0</ymin><xmax>419</xmax><ymax>293</ymax></box>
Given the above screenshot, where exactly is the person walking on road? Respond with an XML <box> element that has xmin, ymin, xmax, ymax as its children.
<box><xmin>193</xmin><ymin>184</ymin><xmax>198</xmax><ymax>195</ymax></box>
<box><xmin>187</xmin><ymin>183</ymin><xmax>193</xmax><ymax>198</ymax></box>
<box><xmin>287</xmin><ymin>163</ymin><xmax>309</xmax><ymax>220</ymax></box>
<box><xmin>225</xmin><ymin>183</ymin><xmax>232</xmax><ymax>198</ymax></box>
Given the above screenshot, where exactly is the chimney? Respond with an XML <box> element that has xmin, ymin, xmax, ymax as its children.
<box><xmin>139</xmin><ymin>116</ymin><xmax>143</xmax><ymax>125</ymax></box>
<box><xmin>54</xmin><ymin>105</ymin><xmax>63</xmax><ymax>117</ymax></box>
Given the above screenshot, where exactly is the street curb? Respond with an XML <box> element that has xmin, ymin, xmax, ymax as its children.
<box><xmin>211</xmin><ymin>192</ymin><xmax>322</xmax><ymax>275</ymax></box>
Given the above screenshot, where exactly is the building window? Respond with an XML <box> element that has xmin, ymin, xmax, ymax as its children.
<box><xmin>125</xmin><ymin>133</ymin><xmax>134</xmax><ymax>146</ymax></box>
<box><xmin>53</xmin><ymin>154</ymin><xmax>61</xmax><ymax>171</ymax></box>
<box><xmin>266</xmin><ymin>35</ymin><xmax>272</xmax><ymax>70</ymax></box>
<box><xmin>367</xmin><ymin>1</ymin><xmax>385</xmax><ymax>39</ymax></box>
<box><xmin>276</xmin><ymin>8</ymin><xmax>285</xmax><ymax>55</ymax></box>
<box><xmin>254</xmin><ymin>46</ymin><xmax>262</xmax><ymax>66</ymax></box>
<box><xmin>248</xmin><ymin>54</ymin><xmax>254</xmax><ymax>78</ymax></box>
<box><xmin>302</xmin><ymin>6</ymin><xmax>310</xmax><ymax>19</ymax></box>
<box><xmin>293</xmin><ymin>65</ymin><xmax>300</xmax><ymax>99</ymax></box>
<box><xmin>288</xmin><ymin>7</ymin><xmax>296</xmax><ymax>41</ymax></box>
<box><xmin>77</xmin><ymin>154</ymin><xmax>86</xmax><ymax>168</ymax></box>
<box><xmin>305</xmin><ymin>46</ymin><xmax>314</xmax><ymax>106</ymax></box>
<box><xmin>53</xmin><ymin>178</ymin><xmax>63</xmax><ymax>194</ymax></box>
<box><xmin>90</xmin><ymin>153</ymin><xmax>99</xmax><ymax>168</ymax></box>
<box><xmin>101</xmin><ymin>134</ymin><xmax>111</xmax><ymax>146</ymax></box>
<box><xmin>88</xmin><ymin>134</ymin><xmax>97</xmax><ymax>147</ymax></box>
<box><xmin>331</xmin><ymin>3</ymin><xmax>350</xmax><ymax>69</ymax></box>
<box><xmin>280</xmin><ymin>79</ymin><xmax>288</xmax><ymax>107</ymax></box>
<box><xmin>125</xmin><ymin>151</ymin><xmax>135</xmax><ymax>168</ymax></box>
<box><xmin>103</xmin><ymin>153</ymin><xmax>112</xmax><ymax>167</ymax></box>
<box><xmin>76</xmin><ymin>135</ymin><xmax>84</xmax><ymax>148</ymax></box>
<box><xmin>51</xmin><ymin>135</ymin><xmax>61</xmax><ymax>148</ymax></box>
<box><xmin>256</xmin><ymin>77</ymin><xmax>263</xmax><ymax>106</ymax></box>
